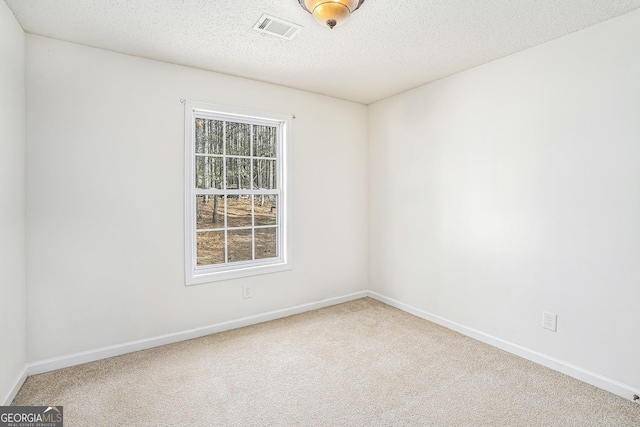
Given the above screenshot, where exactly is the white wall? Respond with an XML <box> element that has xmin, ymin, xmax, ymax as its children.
<box><xmin>25</xmin><ymin>35</ymin><xmax>368</xmax><ymax>362</ymax></box>
<box><xmin>0</xmin><ymin>0</ymin><xmax>26</xmax><ymax>404</ymax></box>
<box><xmin>369</xmin><ymin>9</ymin><xmax>640</xmax><ymax>392</ymax></box>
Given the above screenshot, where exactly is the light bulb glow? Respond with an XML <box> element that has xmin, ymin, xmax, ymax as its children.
<box><xmin>314</xmin><ymin>3</ymin><xmax>350</xmax><ymax>28</ymax></box>
<box><xmin>300</xmin><ymin>0</ymin><xmax>365</xmax><ymax>29</ymax></box>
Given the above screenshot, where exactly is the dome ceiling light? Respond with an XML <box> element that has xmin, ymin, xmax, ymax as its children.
<box><xmin>298</xmin><ymin>0</ymin><xmax>366</xmax><ymax>29</ymax></box>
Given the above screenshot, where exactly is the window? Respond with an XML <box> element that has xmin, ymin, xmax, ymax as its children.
<box><xmin>184</xmin><ymin>101</ymin><xmax>291</xmax><ymax>284</ymax></box>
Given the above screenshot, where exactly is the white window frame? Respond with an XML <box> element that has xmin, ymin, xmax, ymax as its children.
<box><xmin>184</xmin><ymin>100</ymin><xmax>292</xmax><ymax>285</ymax></box>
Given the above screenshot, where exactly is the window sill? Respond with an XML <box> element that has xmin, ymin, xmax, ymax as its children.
<box><xmin>186</xmin><ymin>260</ymin><xmax>292</xmax><ymax>285</ymax></box>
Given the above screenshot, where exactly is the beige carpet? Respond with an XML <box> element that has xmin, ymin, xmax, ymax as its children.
<box><xmin>13</xmin><ymin>298</ymin><xmax>640</xmax><ymax>426</ymax></box>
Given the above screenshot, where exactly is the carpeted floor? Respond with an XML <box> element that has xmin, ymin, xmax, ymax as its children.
<box><xmin>12</xmin><ymin>298</ymin><xmax>640</xmax><ymax>426</ymax></box>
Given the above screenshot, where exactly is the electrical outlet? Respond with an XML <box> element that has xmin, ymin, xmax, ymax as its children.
<box><xmin>242</xmin><ymin>285</ymin><xmax>252</xmax><ymax>299</ymax></box>
<box><xmin>543</xmin><ymin>312</ymin><xmax>557</xmax><ymax>332</ymax></box>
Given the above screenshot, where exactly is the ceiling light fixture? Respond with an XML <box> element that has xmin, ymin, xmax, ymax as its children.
<box><xmin>298</xmin><ymin>0</ymin><xmax>365</xmax><ymax>29</ymax></box>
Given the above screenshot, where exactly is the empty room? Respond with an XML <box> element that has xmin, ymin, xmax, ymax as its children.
<box><xmin>1</xmin><ymin>0</ymin><xmax>639</xmax><ymax>425</ymax></box>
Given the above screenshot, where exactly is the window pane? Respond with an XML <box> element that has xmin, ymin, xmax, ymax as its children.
<box><xmin>254</xmin><ymin>194</ymin><xmax>277</xmax><ymax>226</ymax></box>
<box><xmin>228</xmin><ymin>229</ymin><xmax>252</xmax><ymax>262</ymax></box>
<box><xmin>253</xmin><ymin>125</ymin><xmax>277</xmax><ymax>157</ymax></box>
<box><xmin>197</xmin><ymin>231</ymin><xmax>225</xmax><ymax>266</ymax></box>
<box><xmin>226</xmin><ymin>122</ymin><xmax>251</xmax><ymax>156</ymax></box>
<box><xmin>255</xmin><ymin>227</ymin><xmax>277</xmax><ymax>259</ymax></box>
<box><xmin>196</xmin><ymin>156</ymin><xmax>223</xmax><ymax>189</ymax></box>
<box><xmin>227</xmin><ymin>195</ymin><xmax>252</xmax><ymax>228</ymax></box>
<box><xmin>195</xmin><ymin>119</ymin><xmax>223</xmax><ymax>155</ymax></box>
<box><xmin>226</xmin><ymin>157</ymin><xmax>251</xmax><ymax>190</ymax></box>
<box><xmin>197</xmin><ymin>195</ymin><xmax>224</xmax><ymax>230</ymax></box>
<box><xmin>253</xmin><ymin>159</ymin><xmax>277</xmax><ymax>190</ymax></box>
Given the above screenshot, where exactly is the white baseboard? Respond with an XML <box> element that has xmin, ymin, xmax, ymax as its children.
<box><xmin>27</xmin><ymin>291</ymin><xmax>368</xmax><ymax>376</ymax></box>
<box><xmin>22</xmin><ymin>289</ymin><xmax>640</xmax><ymax>404</ymax></box>
<box><xmin>367</xmin><ymin>290</ymin><xmax>640</xmax><ymax>403</ymax></box>
<box><xmin>2</xmin><ymin>365</ymin><xmax>27</xmax><ymax>406</ymax></box>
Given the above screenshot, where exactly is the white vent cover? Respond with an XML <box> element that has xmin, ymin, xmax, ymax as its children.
<box><xmin>253</xmin><ymin>14</ymin><xmax>302</xmax><ymax>40</ymax></box>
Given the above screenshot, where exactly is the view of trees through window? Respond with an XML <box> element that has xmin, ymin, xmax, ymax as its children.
<box><xmin>194</xmin><ymin>118</ymin><xmax>279</xmax><ymax>266</ymax></box>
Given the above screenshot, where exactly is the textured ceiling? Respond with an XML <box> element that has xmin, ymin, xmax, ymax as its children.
<box><xmin>5</xmin><ymin>0</ymin><xmax>640</xmax><ymax>104</ymax></box>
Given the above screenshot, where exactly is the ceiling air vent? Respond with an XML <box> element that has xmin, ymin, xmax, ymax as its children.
<box><xmin>253</xmin><ymin>14</ymin><xmax>302</xmax><ymax>40</ymax></box>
